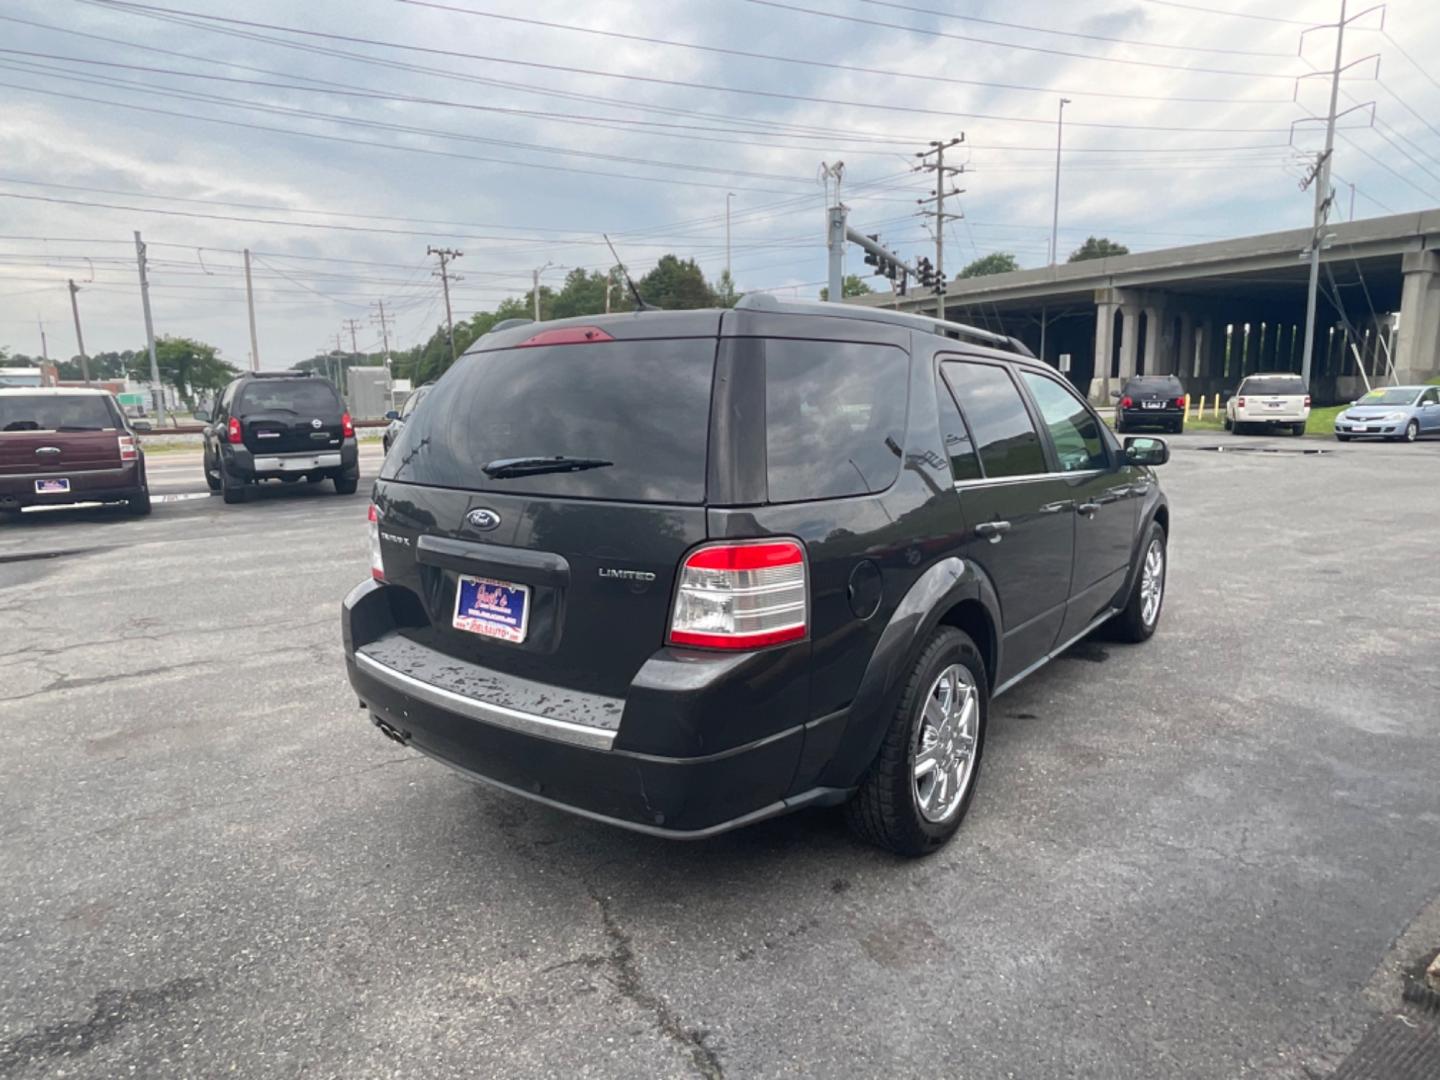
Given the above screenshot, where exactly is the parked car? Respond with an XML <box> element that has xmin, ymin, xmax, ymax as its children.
<box><xmin>1113</xmin><ymin>374</ymin><xmax>1187</xmax><ymax>434</ymax></box>
<box><xmin>341</xmin><ymin>298</ymin><xmax>1172</xmax><ymax>856</ymax></box>
<box><xmin>1224</xmin><ymin>373</ymin><xmax>1311</xmax><ymax>435</ymax></box>
<box><xmin>1334</xmin><ymin>385</ymin><xmax>1440</xmax><ymax>442</ymax></box>
<box><xmin>382</xmin><ymin>382</ymin><xmax>433</xmax><ymax>454</ymax></box>
<box><xmin>195</xmin><ymin>371</ymin><xmax>358</xmax><ymax>504</ymax></box>
<box><xmin>0</xmin><ymin>388</ymin><xmax>150</xmax><ymax>518</ymax></box>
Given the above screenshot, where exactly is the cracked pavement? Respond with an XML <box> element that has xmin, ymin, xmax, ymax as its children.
<box><xmin>1</xmin><ymin>436</ymin><xmax>1438</xmax><ymax>1078</ymax></box>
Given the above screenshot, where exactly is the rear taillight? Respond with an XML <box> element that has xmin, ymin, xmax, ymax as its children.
<box><xmin>118</xmin><ymin>435</ymin><xmax>138</xmax><ymax>462</ymax></box>
<box><xmin>368</xmin><ymin>503</ymin><xmax>384</xmax><ymax>581</ymax></box>
<box><xmin>1303</xmin><ymin>395</ymin><xmax>1311</xmax><ymax>408</ymax></box>
<box><xmin>518</xmin><ymin>326</ymin><xmax>616</xmax><ymax>347</ymax></box>
<box><xmin>668</xmin><ymin>539</ymin><xmax>807</xmax><ymax>650</ymax></box>
<box><xmin>1175</xmin><ymin>396</ymin><xmax>1187</xmax><ymax>409</ymax></box>
<box><xmin>1120</xmin><ymin>396</ymin><xmax>1133</xmax><ymax>409</ymax></box>
<box><xmin>227</xmin><ymin>416</ymin><xmax>243</xmax><ymax>444</ymax></box>
<box><xmin>1236</xmin><ymin>397</ymin><xmax>1246</xmax><ymax>408</ymax></box>
<box><xmin>342</xmin><ymin>411</ymin><xmax>355</xmax><ymax>438</ymax></box>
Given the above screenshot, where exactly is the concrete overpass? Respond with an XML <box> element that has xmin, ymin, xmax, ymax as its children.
<box><xmin>854</xmin><ymin>209</ymin><xmax>1440</xmax><ymax>404</ymax></box>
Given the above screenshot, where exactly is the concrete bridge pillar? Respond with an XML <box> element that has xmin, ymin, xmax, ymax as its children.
<box><xmin>1089</xmin><ymin>295</ymin><xmax>1120</xmax><ymax>402</ymax></box>
<box><xmin>1393</xmin><ymin>250</ymin><xmax>1440</xmax><ymax>384</ymax></box>
<box><xmin>1120</xmin><ymin>304</ymin><xmax>1141</xmax><ymax>380</ymax></box>
<box><xmin>1176</xmin><ymin>313</ymin><xmax>1194</xmax><ymax>378</ymax></box>
<box><xmin>1142</xmin><ymin>305</ymin><xmax>1162</xmax><ymax>374</ymax></box>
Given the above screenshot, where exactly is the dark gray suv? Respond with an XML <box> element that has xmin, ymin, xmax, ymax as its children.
<box><xmin>342</xmin><ymin>297</ymin><xmax>1171</xmax><ymax>855</ymax></box>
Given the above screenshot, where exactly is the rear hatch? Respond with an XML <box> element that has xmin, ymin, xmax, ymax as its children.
<box><xmin>237</xmin><ymin>379</ymin><xmax>345</xmax><ymax>454</ymax></box>
<box><xmin>375</xmin><ymin>318</ymin><xmax>720</xmax><ymax>699</ymax></box>
<box><xmin>1123</xmin><ymin>378</ymin><xmax>1184</xmax><ymax>413</ymax></box>
<box><xmin>1238</xmin><ymin>377</ymin><xmax>1307</xmax><ymax>418</ymax></box>
<box><xmin>0</xmin><ymin>394</ymin><xmax>123</xmax><ymax>476</ymax></box>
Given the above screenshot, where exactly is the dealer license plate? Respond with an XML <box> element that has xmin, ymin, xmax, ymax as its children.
<box><xmin>34</xmin><ymin>478</ymin><xmax>70</xmax><ymax>493</ymax></box>
<box><xmin>452</xmin><ymin>574</ymin><xmax>530</xmax><ymax>644</ymax></box>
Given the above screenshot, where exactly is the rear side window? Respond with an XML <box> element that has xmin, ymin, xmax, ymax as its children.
<box><xmin>0</xmin><ymin>395</ymin><xmax>118</xmax><ymax>432</ymax></box>
<box><xmin>384</xmin><ymin>338</ymin><xmax>715</xmax><ymax>504</ymax></box>
<box><xmin>1020</xmin><ymin>372</ymin><xmax>1108</xmax><ymax>473</ymax></box>
<box><xmin>765</xmin><ymin>341</ymin><xmax>909</xmax><ymax>503</ymax></box>
<box><xmin>238</xmin><ymin>379</ymin><xmax>342</xmax><ymax>415</ymax></box>
<box><xmin>935</xmin><ymin>375</ymin><xmax>982</xmax><ymax>482</ymax></box>
<box><xmin>941</xmin><ymin>361</ymin><xmax>1047</xmax><ymax>478</ymax></box>
<box><xmin>1239</xmin><ymin>376</ymin><xmax>1305</xmax><ymax>396</ymax></box>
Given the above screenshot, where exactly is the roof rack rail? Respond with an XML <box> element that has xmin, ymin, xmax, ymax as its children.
<box><xmin>734</xmin><ymin>294</ymin><xmax>1033</xmax><ymax>357</ymax></box>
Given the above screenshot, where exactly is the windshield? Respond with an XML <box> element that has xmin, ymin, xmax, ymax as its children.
<box><xmin>0</xmin><ymin>394</ymin><xmax>119</xmax><ymax>432</ymax></box>
<box><xmin>1356</xmin><ymin>388</ymin><xmax>1419</xmax><ymax>407</ymax></box>
<box><xmin>238</xmin><ymin>380</ymin><xmax>341</xmax><ymax>415</ymax></box>
<box><xmin>382</xmin><ymin>338</ymin><xmax>715</xmax><ymax>504</ymax></box>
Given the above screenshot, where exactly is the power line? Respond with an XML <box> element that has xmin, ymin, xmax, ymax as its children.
<box><xmin>1139</xmin><ymin>0</ymin><xmax>1315</xmax><ymax>24</ymax></box>
<box><xmin>741</xmin><ymin>0</ymin><xmax>1303</xmax><ymax>78</ymax></box>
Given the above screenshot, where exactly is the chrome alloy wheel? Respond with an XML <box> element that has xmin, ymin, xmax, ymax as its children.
<box><xmin>912</xmin><ymin>664</ymin><xmax>979</xmax><ymax>824</ymax></box>
<box><xmin>1141</xmin><ymin>537</ymin><xmax>1165</xmax><ymax>628</ymax></box>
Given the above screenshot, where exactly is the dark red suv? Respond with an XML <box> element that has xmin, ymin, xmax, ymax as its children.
<box><xmin>0</xmin><ymin>388</ymin><xmax>150</xmax><ymax>518</ymax></box>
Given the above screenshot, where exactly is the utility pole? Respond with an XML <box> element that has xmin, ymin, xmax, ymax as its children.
<box><xmin>37</xmin><ymin>316</ymin><xmax>49</xmax><ymax>365</ymax></box>
<box><xmin>725</xmin><ymin>191</ymin><xmax>735</xmax><ymax>282</ymax></box>
<box><xmin>917</xmin><ymin>136</ymin><xmax>965</xmax><ymax>321</ymax></box>
<box><xmin>134</xmin><ymin>231</ymin><xmax>164</xmax><ymax>425</ymax></box>
<box><xmin>243</xmin><ymin>248</ymin><xmax>260</xmax><ymax>371</ymax></box>
<box><xmin>1300</xmin><ymin>0</ymin><xmax>1349</xmax><ymax>391</ymax></box>
<box><xmin>67</xmin><ymin>281</ymin><xmax>91</xmax><ymax>385</ymax></box>
<box><xmin>372</xmin><ymin>299</ymin><xmax>395</xmax><ymax>409</ymax></box>
<box><xmin>826</xmin><ymin>203</ymin><xmax>848</xmax><ymax>304</ymax></box>
<box><xmin>531</xmin><ymin>262</ymin><xmax>556</xmax><ymax>322</ymax></box>
<box><xmin>427</xmin><ymin>246</ymin><xmax>463</xmax><ymax>366</ymax></box>
<box><xmin>1050</xmin><ymin>97</ymin><xmax>1072</xmax><ymax>267</ymax></box>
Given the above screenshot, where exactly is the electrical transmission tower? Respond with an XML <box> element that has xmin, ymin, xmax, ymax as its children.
<box><xmin>916</xmin><ymin>136</ymin><xmax>965</xmax><ymax>321</ymax></box>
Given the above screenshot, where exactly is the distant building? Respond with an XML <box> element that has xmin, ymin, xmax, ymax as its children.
<box><xmin>0</xmin><ymin>366</ymin><xmax>45</xmax><ymax>388</ymax></box>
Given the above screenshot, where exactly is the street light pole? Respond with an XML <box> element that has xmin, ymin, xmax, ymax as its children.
<box><xmin>1049</xmin><ymin>97</ymin><xmax>1072</xmax><ymax>267</ymax></box>
<box><xmin>1300</xmin><ymin>0</ymin><xmax>1348</xmax><ymax>391</ymax></box>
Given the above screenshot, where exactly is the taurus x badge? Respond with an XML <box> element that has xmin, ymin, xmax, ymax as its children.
<box><xmin>466</xmin><ymin>508</ymin><xmax>501</xmax><ymax>531</ymax></box>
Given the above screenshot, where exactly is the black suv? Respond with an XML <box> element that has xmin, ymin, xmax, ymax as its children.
<box><xmin>1113</xmin><ymin>374</ymin><xmax>1187</xmax><ymax>434</ymax></box>
<box><xmin>342</xmin><ymin>298</ymin><xmax>1171</xmax><ymax>855</ymax></box>
<box><xmin>196</xmin><ymin>372</ymin><xmax>359</xmax><ymax>503</ymax></box>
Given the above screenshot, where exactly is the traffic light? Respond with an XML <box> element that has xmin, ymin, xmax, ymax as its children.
<box><xmin>914</xmin><ymin>256</ymin><xmax>935</xmax><ymax>289</ymax></box>
<box><xmin>863</xmin><ymin>235</ymin><xmax>881</xmax><ymax>274</ymax></box>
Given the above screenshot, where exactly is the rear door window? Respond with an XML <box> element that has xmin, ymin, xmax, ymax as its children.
<box><xmin>1020</xmin><ymin>371</ymin><xmax>1109</xmax><ymax>473</ymax></box>
<box><xmin>765</xmin><ymin>340</ymin><xmax>909</xmax><ymax>503</ymax></box>
<box><xmin>238</xmin><ymin>380</ymin><xmax>342</xmax><ymax>415</ymax></box>
<box><xmin>935</xmin><ymin>375</ymin><xmax>982</xmax><ymax>482</ymax></box>
<box><xmin>940</xmin><ymin>361</ymin><xmax>1047</xmax><ymax>478</ymax></box>
<box><xmin>0</xmin><ymin>395</ymin><xmax>118</xmax><ymax>432</ymax></box>
<box><xmin>384</xmin><ymin>338</ymin><xmax>716</xmax><ymax>504</ymax></box>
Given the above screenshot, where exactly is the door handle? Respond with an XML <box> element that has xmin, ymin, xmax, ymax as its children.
<box><xmin>974</xmin><ymin>520</ymin><xmax>1011</xmax><ymax>543</ymax></box>
<box><xmin>1040</xmin><ymin>500</ymin><xmax>1074</xmax><ymax>514</ymax></box>
<box><xmin>1076</xmin><ymin>502</ymin><xmax>1101</xmax><ymax>517</ymax></box>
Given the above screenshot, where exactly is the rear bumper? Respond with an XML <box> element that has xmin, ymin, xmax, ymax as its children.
<box><xmin>1119</xmin><ymin>408</ymin><xmax>1183</xmax><ymax>427</ymax></box>
<box><xmin>224</xmin><ymin>441</ymin><xmax>357</xmax><ymax>480</ymax></box>
<box><xmin>341</xmin><ymin>578</ymin><xmax>845</xmax><ymax>836</ymax></box>
<box><xmin>0</xmin><ymin>464</ymin><xmax>143</xmax><ymax>508</ymax></box>
<box><xmin>1235</xmin><ymin>411</ymin><xmax>1308</xmax><ymax>424</ymax></box>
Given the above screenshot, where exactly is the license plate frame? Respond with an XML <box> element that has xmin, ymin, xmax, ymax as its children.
<box><xmin>1141</xmin><ymin>401</ymin><xmax>1165</xmax><ymax>410</ymax></box>
<box><xmin>452</xmin><ymin>574</ymin><xmax>531</xmax><ymax>644</ymax></box>
<box><xmin>34</xmin><ymin>478</ymin><xmax>70</xmax><ymax>494</ymax></box>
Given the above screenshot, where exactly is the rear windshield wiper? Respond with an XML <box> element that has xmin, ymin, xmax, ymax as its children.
<box><xmin>482</xmin><ymin>455</ymin><xmax>614</xmax><ymax>479</ymax></box>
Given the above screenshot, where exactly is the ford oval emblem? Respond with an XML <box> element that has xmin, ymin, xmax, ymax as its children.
<box><xmin>466</xmin><ymin>508</ymin><xmax>501</xmax><ymax>531</ymax></box>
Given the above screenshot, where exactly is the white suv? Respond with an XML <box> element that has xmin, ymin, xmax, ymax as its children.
<box><xmin>1225</xmin><ymin>373</ymin><xmax>1310</xmax><ymax>436</ymax></box>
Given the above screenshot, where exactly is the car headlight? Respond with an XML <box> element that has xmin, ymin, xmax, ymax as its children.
<box><xmin>1382</xmin><ymin>411</ymin><xmax>1407</xmax><ymax>421</ymax></box>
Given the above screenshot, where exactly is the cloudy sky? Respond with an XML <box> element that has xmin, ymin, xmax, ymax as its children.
<box><xmin>2</xmin><ymin>0</ymin><xmax>1439</xmax><ymax>368</ymax></box>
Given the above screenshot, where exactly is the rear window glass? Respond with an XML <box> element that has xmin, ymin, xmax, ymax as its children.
<box><xmin>1239</xmin><ymin>376</ymin><xmax>1305</xmax><ymax>397</ymax></box>
<box><xmin>765</xmin><ymin>341</ymin><xmax>909</xmax><ymax>503</ymax></box>
<box><xmin>238</xmin><ymin>379</ymin><xmax>341</xmax><ymax>415</ymax></box>
<box><xmin>383</xmin><ymin>338</ymin><xmax>715</xmax><ymax>504</ymax></box>
<box><xmin>1123</xmin><ymin>376</ymin><xmax>1183</xmax><ymax>396</ymax></box>
<box><xmin>0</xmin><ymin>395</ymin><xmax>118</xmax><ymax>432</ymax></box>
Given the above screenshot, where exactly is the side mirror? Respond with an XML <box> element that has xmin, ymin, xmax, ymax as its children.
<box><xmin>1124</xmin><ymin>436</ymin><xmax>1169</xmax><ymax>467</ymax></box>
<box><xmin>201</xmin><ymin>425</ymin><xmax>213</xmax><ymax>438</ymax></box>
<box><xmin>193</xmin><ymin>408</ymin><xmax>211</xmax><ymax>422</ymax></box>
<box><xmin>1109</xmin><ymin>389</ymin><xmax>1122</xmax><ymax>400</ymax></box>
<box><xmin>384</xmin><ymin>410</ymin><xmax>400</xmax><ymax>421</ymax></box>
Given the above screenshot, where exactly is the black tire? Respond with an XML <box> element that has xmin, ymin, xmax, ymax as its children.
<box><xmin>1114</xmin><ymin>416</ymin><xmax>1125</xmax><ymax>435</ymax></box>
<box><xmin>845</xmin><ymin>627</ymin><xmax>988</xmax><ymax>857</ymax></box>
<box><xmin>1291</xmin><ymin>422</ymin><xmax>1307</xmax><ymax>437</ymax></box>
<box><xmin>333</xmin><ymin>473</ymin><xmax>359</xmax><ymax>495</ymax></box>
<box><xmin>1223</xmin><ymin>415</ymin><xmax>1233</xmax><ymax>432</ymax></box>
<box><xmin>220</xmin><ymin>467</ymin><xmax>246</xmax><ymax>505</ymax></box>
<box><xmin>1111</xmin><ymin>523</ymin><xmax>1167</xmax><ymax>644</ymax></box>
<box><xmin>203</xmin><ymin>451</ymin><xmax>220</xmax><ymax>492</ymax></box>
<box><xmin>1336</xmin><ymin>434</ymin><xmax>1352</xmax><ymax>442</ymax></box>
<box><xmin>1172</xmin><ymin>421</ymin><xmax>1184</xmax><ymax>435</ymax></box>
<box><xmin>1404</xmin><ymin>420</ymin><xmax>1419</xmax><ymax>443</ymax></box>
<box><xmin>127</xmin><ymin>475</ymin><xmax>151</xmax><ymax>517</ymax></box>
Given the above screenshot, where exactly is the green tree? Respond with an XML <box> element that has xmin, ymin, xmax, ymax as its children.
<box><xmin>715</xmin><ymin>269</ymin><xmax>740</xmax><ymax>308</ymax></box>
<box><xmin>551</xmin><ymin>268</ymin><xmax>619</xmax><ymax>320</ymax></box>
<box><xmin>128</xmin><ymin>336</ymin><xmax>238</xmax><ymax>402</ymax></box>
<box><xmin>818</xmin><ymin>275</ymin><xmax>874</xmax><ymax>301</ymax></box>
<box><xmin>635</xmin><ymin>255</ymin><xmax>717</xmax><ymax>310</ymax></box>
<box><xmin>1067</xmin><ymin>237</ymin><xmax>1130</xmax><ymax>263</ymax></box>
<box><xmin>959</xmin><ymin>252</ymin><xmax>1020</xmax><ymax>278</ymax></box>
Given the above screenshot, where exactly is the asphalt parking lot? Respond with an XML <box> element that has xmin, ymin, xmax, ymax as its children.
<box><xmin>2</xmin><ymin>434</ymin><xmax>1438</xmax><ymax>1079</ymax></box>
